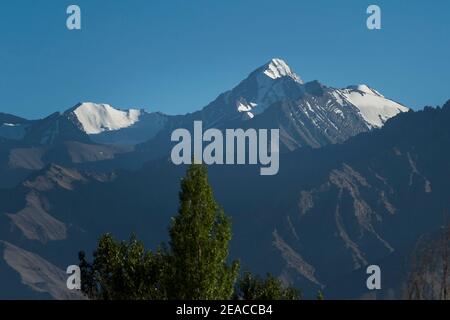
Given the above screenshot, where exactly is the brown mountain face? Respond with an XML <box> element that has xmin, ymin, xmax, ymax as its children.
<box><xmin>0</xmin><ymin>241</ymin><xmax>85</xmax><ymax>300</ymax></box>
<box><xmin>267</xmin><ymin>102</ymin><xmax>450</xmax><ymax>298</ymax></box>
<box><xmin>0</xmin><ymin>164</ymin><xmax>111</xmax><ymax>299</ymax></box>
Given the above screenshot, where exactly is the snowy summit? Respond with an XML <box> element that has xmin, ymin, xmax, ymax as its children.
<box><xmin>338</xmin><ymin>84</ymin><xmax>409</xmax><ymax>128</ymax></box>
<box><xmin>263</xmin><ymin>58</ymin><xmax>303</xmax><ymax>83</ymax></box>
<box><xmin>72</xmin><ymin>103</ymin><xmax>142</xmax><ymax>134</ymax></box>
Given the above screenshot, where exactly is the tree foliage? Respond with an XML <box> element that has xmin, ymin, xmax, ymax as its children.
<box><xmin>235</xmin><ymin>272</ymin><xmax>301</xmax><ymax>300</ymax></box>
<box><xmin>316</xmin><ymin>290</ymin><xmax>324</xmax><ymax>300</ymax></box>
<box><xmin>166</xmin><ymin>164</ymin><xmax>239</xmax><ymax>299</ymax></box>
<box><xmin>79</xmin><ymin>234</ymin><xmax>167</xmax><ymax>300</ymax></box>
<box><xmin>78</xmin><ymin>164</ymin><xmax>300</xmax><ymax>300</ymax></box>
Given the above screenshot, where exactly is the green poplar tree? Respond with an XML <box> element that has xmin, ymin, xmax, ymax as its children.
<box><xmin>167</xmin><ymin>164</ymin><xmax>239</xmax><ymax>299</ymax></box>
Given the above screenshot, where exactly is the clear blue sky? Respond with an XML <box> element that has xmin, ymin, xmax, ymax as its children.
<box><xmin>0</xmin><ymin>0</ymin><xmax>449</xmax><ymax>119</ymax></box>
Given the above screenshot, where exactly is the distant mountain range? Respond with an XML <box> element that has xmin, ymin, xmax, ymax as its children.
<box><xmin>2</xmin><ymin>58</ymin><xmax>444</xmax><ymax>300</ymax></box>
<box><xmin>0</xmin><ymin>59</ymin><xmax>408</xmax><ymax>187</ymax></box>
<box><xmin>0</xmin><ymin>58</ymin><xmax>408</xmax><ymax>147</ymax></box>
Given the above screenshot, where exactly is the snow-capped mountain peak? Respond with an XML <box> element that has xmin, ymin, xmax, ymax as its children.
<box><xmin>263</xmin><ymin>58</ymin><xmax>303</xmax><ymax>83</ymax></box>
<box><xmin>71</xmin><ymin>102</ymin><xmax>142</xmax><ymax>134</ymax></box>
<box><xmin>64</xmin><ymin>102</ymin><xmax>170</xmax><ymax>145</ymax></box>
<box><xmin>335</xmin><ymin>85</ymin><xmax>409</xmax><ymax>128</ymax></box>
<box><xmin>229</xmin><ymin>58</ymin><xmax>304</xmax><ymax>116</ymax></box>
